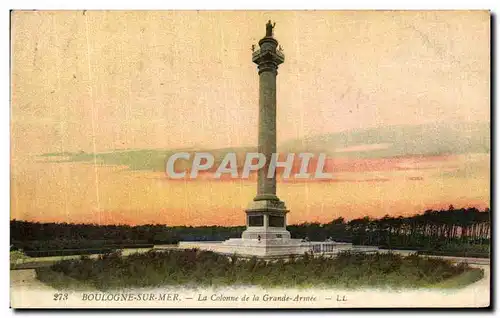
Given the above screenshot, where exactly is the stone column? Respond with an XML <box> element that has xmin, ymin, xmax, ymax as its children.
<box><xmin>256</xmin><ymin>62</ymin><xmax>278</xmax><ymax>200</ymax></box>
<box><xmin>242</xmin><ymin>21</ymin><xmax>290</xmax><ymax>241</ymax></box>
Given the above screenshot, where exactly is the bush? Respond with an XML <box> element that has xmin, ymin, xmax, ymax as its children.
<box><xmin>35</xmin><ymin>249</ymin><xmax>484</xmax><ymax>291</ymax></box>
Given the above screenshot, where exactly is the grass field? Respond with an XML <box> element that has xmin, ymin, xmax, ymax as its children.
<box><xmin>34</xmin><ymin>249</ymin><xmax>484</xmax><ymax>291</ymax></box>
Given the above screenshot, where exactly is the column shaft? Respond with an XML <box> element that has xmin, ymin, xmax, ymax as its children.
<box><xmin>257</xmin><ymin>70</ymin><xmax>277</xmax><ymax>197</ymax></box>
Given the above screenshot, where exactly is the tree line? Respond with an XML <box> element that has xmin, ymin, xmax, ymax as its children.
<box><xmin>289</xmin><ymin>206</ymin><xmax>490</xmax><ymax>251</ymax></box>
<box><xmin>11</xmin><ymin>205</ymin><xmax>490</xmax><ymax>254</ymax></box>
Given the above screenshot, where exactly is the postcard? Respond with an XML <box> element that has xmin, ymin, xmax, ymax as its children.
<box><xmin>10</xmin><ymin>10</ymin><xmax>490</xmax><ymax>309</ymax></box>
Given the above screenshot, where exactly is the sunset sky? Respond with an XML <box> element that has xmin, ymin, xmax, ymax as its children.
<box><xmin>11</xmin><ymin>11</ymin><xmax>490</xmax><ymax>226</ymax></box>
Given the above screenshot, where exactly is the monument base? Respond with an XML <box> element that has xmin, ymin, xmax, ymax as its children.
<box><xmin>242</xmin><ymin>198</ymin><xmax>290</xmax><ymax>240</ymax></box>
<box><xmin>178</xmin><ymin>237</ymin><xmax>310</xmax><ymax>257</ymax></box>
<box><xmin>176</xmin><ymin>197</ymin><xmax>371</xmax><ymax>258</ymax></box>
<box><xmin>176</xmin><ymin>240</ymin><xmax>380</xmax><ymax>258</ymax></box>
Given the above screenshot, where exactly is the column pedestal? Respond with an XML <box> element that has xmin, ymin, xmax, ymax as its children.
<box><xmin>241</xmin><ymin>199</ymin><xmax>291</xmax><ymax>240</ymax></box>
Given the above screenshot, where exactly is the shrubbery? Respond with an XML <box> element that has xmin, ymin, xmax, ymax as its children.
<box><xmin>35</xmin><ymin>249</ymin><xmax>483</xmax><ymax>291</ymax></box>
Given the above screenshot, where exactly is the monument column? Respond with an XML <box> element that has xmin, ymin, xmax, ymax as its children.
<box><xmin>256</xmin><ymin>60</ymin><xmax>278</xmax><ymax>199</ymax></box>
<box><xmin>242</xmin><ymin>20</ymin><xmax>290</xmax><ymax>241</ymax></box>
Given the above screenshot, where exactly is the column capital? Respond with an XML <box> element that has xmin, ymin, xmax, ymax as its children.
<box><xmin>252</xmin><ymin>37</ymin><xmax>284</xmax><ymax>74</ymax></box>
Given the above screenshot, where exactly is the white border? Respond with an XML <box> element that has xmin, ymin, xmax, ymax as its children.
<box><xmin>2</xmin><ymin>1</ymin><xmax>498</xmax><ymax>317</ymax></box>
<box><xmin>1</xmin><ymin>0</ymin><xmax>498</xmax><ymax>10</ymax></box>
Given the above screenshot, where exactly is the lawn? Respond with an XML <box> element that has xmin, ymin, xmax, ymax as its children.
<box><xmin>35</xmin><ymin>249</ymin><xmax>484</xmax><ymax>291</ymax></box>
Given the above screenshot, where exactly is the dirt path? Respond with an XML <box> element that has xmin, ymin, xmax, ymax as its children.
<box><xmin>10</xmin><ymin>269</ymin><xmax>57</xmax><ymax>298</ymax></box>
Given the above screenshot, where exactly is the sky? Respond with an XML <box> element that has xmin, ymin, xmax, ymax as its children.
<box><xmin>10</xmin><ymin>11</ymin><xmax>490</xmax><ymax>226</ymax></box>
